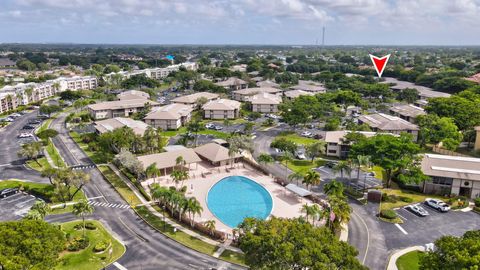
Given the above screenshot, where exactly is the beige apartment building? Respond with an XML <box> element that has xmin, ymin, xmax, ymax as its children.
<box><xmin>215</xmin><ymin>77</ymin><xmax>248</xmax><ymax>91</ymax></box>
<box><xmin>0</xmin><ymin>93</ymin><xmax>17</xmax><ymax>114</ymax></box>
<box><xmin>283</xmin><ymin>89</ymin><xmax>314</xmax><ymax>100</ymax></box>
<box><xmin>323</xmin><ymin>131</ymin><xmax>389</xmax><ymax>158</ymax></box>
<box><xmin>232</xmin><ymin>87</ymin><xmax>282</xmax><ymax>101</ymax></box>
<box><xmin>389</xmin><ymin>104</ymin><xmax>426</xmax><ymax>123</ymax></box>
<box><xmin>117</xmin><ymin>90</ymin><xmax>150</xmax><ymax>101</ymax></box>
<box><xmin>94</xmin><ymin>117</ymin><xmax>150</xmax><ymax>136</ymax></box>
<box><xmin>358</xmin><ymin>113</ymin><xmax>419</xmax><ymax>141</ymax></box>
<box><xmin>202</xmin><ymin>99</ymin><xmax>241</xmax><ymax>120</ymax></box>
<box><xmin>143</xmin><ymin>103</ymin><xmax>193</xmax><ymax>130</ymax></box>
<box><xmin>87</xmin><ymin>99</ymin><xmax>160</xmax><ymax>120</ymax></box>
<box><xmin>289</xmin><ymin>80</ymin><xmax>326</xmax><ymax>93</ymax></box>
<box><xmin>171</xmin><ymin>92</ymin><xmax>219</xmax><ymax>107</ymax></box>
<box><xmin>58</xmin><ymin>76</ymin><xmax>97</xmax><ymax>91</ymax></box>
<box><xmin>250</xmin><ymin>92</ymin><xmax>282</xmax><ymax>113</ymax></box>
<box><xmin>421</xmin><ymin>154</ymin><xmax>480</xmax><ymax>199</ymax></box>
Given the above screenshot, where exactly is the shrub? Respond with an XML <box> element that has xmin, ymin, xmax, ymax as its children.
<box><xmin>93</xmin><ymin>241</ymin><xmax>109</xmax><ymax>252</ymax></box>
<box><xmin>85</xmin><ymin>222</ymin><xmax>96</xmax><ymax>230</ymax></box>
<box><xmin>474</xmin><ymin>198</ymin><xmax>480</xmax><ymax>207</ymax></box>
<box><xmin>380</xmin><ymin>209</ymin><xmax>398</xmax><ymax>220</ymax></box>
<box><xmin>474</xmin><ymin>206</ymin><xmax>480</xmax><ymax>213</ymax></box>
<box><xmin>399</xmin><ymin>196</ymin><xmax>414</xmax><ymax>203</ymax></box>
<box><xmin>67</xmin><ymin>237</ymin><xmax>89</xmax><ymax>251</ymax></box>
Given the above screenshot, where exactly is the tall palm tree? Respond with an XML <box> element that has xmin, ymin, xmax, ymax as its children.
<box><xmin>301</xmin><ymin>204</ymin><xmax>320</xmax><ymax>224</ymax></box>
<box><xmin>355</xmin><ymin>155</ymin><xmax>371</xmax><ymax>182</ymax></box>
<box><xmin>175</xmin><ymin>156</ymin><xmax>185</xmax><ymax>171</ymax></box>
<box><xmin>30</xmin><ymin>200</ymin><xmax>50</xmax><ymax>219</ymax></box>
<box><xmin>204</xmin><ymin>220</ymin><xmax>216</xmax><ymax>236</ymax></box>
<box><xmin>281</xmin><ymin>151</ymin><xmax>294</xmax><ymax>182</ymax></box>
<box><xmin>143</xmin><ymin>126</ymin><xmax>159</xmax><ymax>153</ymax></box>
<box><xmin>146</xmin><ymin>163</ymin><xmax>161</xmax><ymax>184</ymax></box>
<box><xmin>186</xmin><ymin>197</ymin><xmax>203</xmax><ymax>227</ymax></box>
<box><xmin>332</xmin><ymin>161</ymin><xmax>352</xmax><ymax>180</ymax></box>
<box><xmin>324</xmin><ymin>195</ymin><xmax>352</xmax><ymax>233</ymax></box>
<box><xmin>323</xmin><ymin>180</ymin><xmax>345</xmax><ymax>198</ymax></box>
<box><xmin>288</xmin><ymin>171</ymin><xmax>304</xmax><ymax>185</ymax></box>
<box><xmin>171</xmin><ymin>170</ymin><xmax>188</xmax><ymax>189</ymax></box>
<box><xmin>72</xmin><ymin>199</ymin><xmax>95</xmax><ymax>239</ymax></box>
<box><xmin>228</xmin><ymin>143</ymin><xmax>239</xmax><ymax>168</ymax></box>
<box><xmin>302</xmin><ymin>170</ymin><xmax>321</xmax><ymax>190</ymax></box>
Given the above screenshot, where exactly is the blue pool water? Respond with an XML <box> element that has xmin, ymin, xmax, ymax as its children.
<box><xmin>207</xmin><ymin>176</ymin><xmax>273</xmax><ymax>228</ymax></box>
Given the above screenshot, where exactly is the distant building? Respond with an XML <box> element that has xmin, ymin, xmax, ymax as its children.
<box><xmin>389</xmin><ymin>104</ymin><xmax>426</xmax><ymax>123</ymax></box>
<box><xmin>421</xmin><ymin>154</ymin><xmax>480</xmax><ymax>198</ymax></box>
<box><xmin>283</xmin><ymin>90</ymin><xmax>314</xmax><ymax>100</ymax></box>
<box><xmin>0</xmin><ymin>58</ymin><xmax>16</xmax><ymax>68</ymax></box>
<box><xmin>289</xmin><ymin>80</ymin><xmax>326</xmax><ymax>93</ymax></box>
<box><xmin>117</xmin><ymin>90</ymin><xmax>150</xmax><ymax>101</ymax></box>
<box><xmin>194</xmin><ymin>142</ymin><xmax>242</xmax><ymax>166</ymax></box>
<box><xmin>250</xmin><ymin>92</ymin><xmax>282</xmax><ymax>113</ymax></box>
<box><xmin>232</xmin><ymin>87</ymin><xmax>282</xmax><ymax>101</ymax></box>
<box><xmin>57</xmin><ymin>76</ymin><xmax>97</xmax><ymax>91</ymax></box>
<box><xmin>257</xmin><ymin>80</ymin><xmax>280</xmax><ymax>89</ymax></box>
<box><xmin>323</xmin><ymin>130</ymin><xmax>392</xmax><ymax>158</ymax></box>
<box><xmin>0</xmin><ymin>92</ymin><xmax>18</xmax><ymax>114</ymax></box>
<box><xmin>358</xmin><ymin>113</ymin><xmax>419</xmax><ymax>141</ymax></box>
<box><xmin>171</xmin><ymin>92</ymin><xmax>219</xmax><ymax>107</ymax></box>
<box><xmin>381</xmin><ymin>77</ymin><xmax>450</xmax><ymax>101</ymax></box>
<box><xmin>215</xmin><ymin>77</ymin><xmax>248</xmax><ymax>91</ymax></box>
<box><xmin>143</xmin><ymin>103</ymin><xmax>193</xmax><ymax>130</ymax></box>
<box><xmin>202</xmin><ymin>99</ymin><xmax>241</xmax><ymax>119</ymax></box>
<box><xmin>94</xmin><ymin>117</ymin><xmax>150</xmax><ymax>136</ymax></box>
<box><xmin>87</xmin><ymin>99</ymin><xmax>160</xmax><ymax>120</ymax></box>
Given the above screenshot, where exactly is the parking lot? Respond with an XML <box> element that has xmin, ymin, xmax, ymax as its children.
<box><xmin>380</xmin><ymin>202</ymin><xmax>480</xmax><ymax>250</ymax></box>
<box><xmin>0</xmin><ymin>191</ymin><xmax>40</xmax><ymax>221</ymax></box>
<box><xmin>316</xmin><ymin>165</ymin><xmax>383</xmax><ymax>191</ymax></box>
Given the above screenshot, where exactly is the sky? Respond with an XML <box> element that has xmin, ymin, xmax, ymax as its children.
<box><xmin>1</xmin><ymin>0</ymin><xmax>479</xmax><ymax>45</ymax></box>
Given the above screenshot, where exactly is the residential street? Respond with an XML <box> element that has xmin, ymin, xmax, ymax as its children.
<box><xmin>50</xmin><ymin>112</ymin><xmax>246</xmax><ymax>270</ymax></box>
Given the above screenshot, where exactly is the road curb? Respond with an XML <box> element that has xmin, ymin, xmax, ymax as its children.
<box><xmin>386</xmin><ymin>246</ymin><xmax>424</xmax><ymax>270</ymax></box>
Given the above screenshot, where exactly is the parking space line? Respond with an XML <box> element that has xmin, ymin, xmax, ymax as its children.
<box><xmin>395</xmin><ymin>224</ymin><xmax>408</xmax><ymax>235</ymax></box>
<box><xmin>396</xmin><ymin>212</ymin><xmax>408</xmax><ymax>221</ymax></box>
<box><xmin>113</xmin><ymin>262</ymin><xmax>128</xmax><ymax>270</ymax></box>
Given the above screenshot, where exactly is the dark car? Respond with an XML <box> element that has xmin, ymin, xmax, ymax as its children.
<box><xmin>28</xmin><ymin>119</ymin><xmax>42</xmax><ymax>125</ymax></box>
<box><xmin>0</xmin><ymin>188</ymin><xmax>19</xmax><ymax>198</ymax></box>
<box><xmin>22</xmin><ymin>125</ymin><xmax>35</xmax><ymax>130</ymax></box>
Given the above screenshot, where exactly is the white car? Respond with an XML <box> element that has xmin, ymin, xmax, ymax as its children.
<box><xmin>266</xmin><ymin>114</ymin><xmax>279</xmax><ymax>119</ymax></box>
<box><xmin>18</xmin><ymin>133</ymin><xmax>34</xmax><ymax>138</ymax></box>
<box><xmin>301</xmin><ymin>131</ymin><xmax>313</xmax><ymax>138</ymax></box>
<box><xmin>296</xmin><ymin>152</ymin><xmax>306</xmax><ymax>160</ymax></box>
<box><xmin>205</xmin><ymin>123</ymin><xmax>215</xmax><ymax>129</ymax></box>
<box><xmin>424</xmin><ymin>198</ymin><xmax>450</xmax><ymax>212</ymax></box>
<box><xmin>4</xmin><ymin>117</ymin><xmax>14</xmax><ymax>122</ymax></box>
<box><xmin>10</xmin><ymin>113</ymin><xmax>21</xmax><ymax>118</ymax></box>
<box><xmin>404</xmin><ymin>203</ymin><xmax>429</xmax><ymax>217</ymax></box>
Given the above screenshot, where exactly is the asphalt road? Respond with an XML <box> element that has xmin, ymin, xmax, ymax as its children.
<box><xmin>50</xmin><ymin>112</ymin><xmax>245</xmax><ymax>270</ymax></box>
<box><xmin>0</xmin><ymin>110</ymin><xmax>49</xmax><ymax>183</ymax></box>
<box><xmin>0</xmin><ymin>192</ymin><xmax>39</xmax><ymax>221</ymax></box>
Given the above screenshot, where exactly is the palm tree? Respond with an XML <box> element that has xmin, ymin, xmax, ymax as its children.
<box><xmin>288</xmin><ymin>171</ymin><xmax>304</xmax><ymax>185</ymax></box>
<box><xmin>301</xmin><ymin>204</ymin><xmax>320</xmax><ymax>224</ymax></box>
<box><xmin>186</xmin><ymin>121</ymin><xmax>203</xmax><ymax>147</ymax></box>
<box><xmin>151</xmin><ymin>184</ymin><xmax>169</xmax><ymax>207</ymax></box>
<box><xmin>257</xmin><ymin>153</ymin><xmax>274</xmax><ymax>166</ymax></box>
<box><xmin>30</xmin><ymin>200</ymin><xmax>50</xmax><ymax>219</ymax></box>
<box><xmin>355</xmin><ymin>155</ymin><xmax>371</xmax><ymax>182</ymax></box>
<box><xmin>146</xmin><ymin>163</ymin><xmax>161</xmax><ymax>184</ymax></box>
<box><xmin>186</xmin><ymin>197</ymin><xmax>203</xmax><ymax>227</ymax></box>
<box><xmin>171</xmin><ymin>170</ymin><xmax>188</xmax><ymax>189</ymax></box>
<box><xmin>228</xmin><ymin>142</ymin><xmax>239</xmax><ymax>168</ymax></box>
<box><xmin>175</xmin><ymin>156</ymin><xmax>185</xmax><ymax>171</ymax></box>
<box><xmin>143</xmin><ymin>126</ymin><xmax>159</xmax><ymax>153</ymax></box>
<box><xmin>281</xmin><ymin>151</ymin><xmax>294</xmax><ymax>182</ymax></box>
<box><xmin>323</xmin><ymin>180</ymin><xmax>345</xmax><ymax>198</ymax></box>
<box><xmin>324</xmin><ymin>195</ymin><xmax>352</xmax><ymax>233</ymax></box>
<box><xmin>72</xmin><ymin>199</ymin><xmax>95</xmax><ymax>239</ymax></box>
<box><xmin>204</xmin><ymin>220</ymin><xmax>216</xmax><ymax>236</ymax></box>
<box><xmin>302</xmin><ymin>170</ymin><xmax>321</xmax><ymax>190</ymax></box>
<box><xmin>332</xmin><ymin>161</ymin><xmax>351</xmax><ymax>180</ymax></box>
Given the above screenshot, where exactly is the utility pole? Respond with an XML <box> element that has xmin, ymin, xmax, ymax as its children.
<box><xmin>322</xmin><ymin>26</ymin><xmax>325</xmax><ymax>47</ymax></box>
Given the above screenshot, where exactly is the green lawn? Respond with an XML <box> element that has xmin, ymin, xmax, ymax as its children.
<box><xmin>97</xmin><ymin>165</ymin><xmax>142</xmax><ymax>206</ymax></box>
<box><xmin>36</xmin><ymin>118</ymin><xmax>53</xmax><ymax>134</ymax></box>
<box><xmin>70</xmin><ymin>132</ymin><xmax>112</xmax><ymax>164</ymax></box>
<box><xmin>46</xmin><ymin>142</ymin><xmax>66</xmax><ymax>168</ymax></box>
<box><xmin>56</xmin><ymin>220</ymin><xmax>125</xmax><ymax>270</ymax></box>
<box><xmin>134</xmin><ymin>206</ymin><xmax>219</xmax><ymax>255</ymax></box>
<box><xmin>276</xmin><ymin>132</ymin><xmax>318</xmax><ymax>145</ymax></box>
<box><xmin>219</xmin><ymin>250</ymin><xmax>246</xmax><ymax>266</ymax></box>
<box><xmin>26</xmin><ymin>157</ymin><xmax>51</xmax><ymax>171</ymax></box>
<box><xmin>396</xmin><ymin>250</ymin><xmax>421</xmax><ymax>270</ymax></box>
<box><xmin>282</xmin><ymin>159</ymin><xmax>325</xmax><ymax>173</ymax></box>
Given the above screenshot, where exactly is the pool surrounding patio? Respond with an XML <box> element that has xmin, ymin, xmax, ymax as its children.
<box><xmin>207</xmin><ymin>175</ymin><xmax>273</xmax><ymax>228</ymax></box>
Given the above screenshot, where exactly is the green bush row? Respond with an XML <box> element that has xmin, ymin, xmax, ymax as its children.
<box><xmin>380</xmin><ymin>209</ymin><xmax>398</xmax><ymax>220</ymax></box>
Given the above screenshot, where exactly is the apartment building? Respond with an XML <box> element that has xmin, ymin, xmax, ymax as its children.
<box><xmin>358</xmin><ymin>113</ymin><xmax>419</xmax><ymax>141</ymax></box>
<box><xmin>117</xmin><ymin>90</ymin><xmax>150</xmax><ymax>101</ymax></box>
<box><xmin>283</xmin><ymin>90</ymin><xmax>314</xmax><ymax>100</ymax></box>
<box><xmin>257</xmin><ymin>80</ymin><xmax>280</xmax><ymax>89</ymax></box>
<box><xmin>323</xmin><ymin>131</ymin><xmax>385</xmax><ymax>158</ymax></box>
<box><xmin>105</xmin><ymin>62</ymin><xmax>198</xmax><ymax>82</ymax></box>
<box><xmin>421</xmin><ymin>154</ymin><xmax>480</xmax><ymax>199</ymax></box>
<box><xmin>171</xmin><ymin>92</ymin><xmax>219</xmax><ymax>107</ymax></box>
<box><xmin>143</xmin><ymin>103</ymin><xmax>193</xmax><ymax>130</ymax></box>
<box><xmin>202</xmin><ymin>99</ymin><xmax>241</xmax><ymax>120</ymax></box>
<box><xmin>0</xmin><ymin>93</ymin><xmax>17</xmax><ymax>114</ymax></box>
<box><xmin>215</xmin><ymin>77</ymin><xmax>248</xmax><ymax>91</ymax></box>
<box><xmin>87</xmin><ymin>99</ymin><xmax>160</xmax><ymax>120</ymax></box>
<box><xmin>382</xmin><ymin>77</ymin><xmax>451</xmax><ymax>101</ymax></box>
<box><xmin>57</xmin><ymin>76</ymin><xmax>98</xmax><ymax>91</ymax></box>
<box><xmin>232</xmin><ymin>87</ymin><xmax>282</xmax><ymax>101</ymax></box>
<box><xmin>94</xmin><ymin>117</ymin><xmax>150</xmax><ymax>136</ymax></box>
<box><xmin>250</xmin><ymin>92</ymin><xmax>282</xmax><ymax>113</ymax></box>
<box><xmin>389</xmin><ymin>104</ymin><xmax>426</xmax><ymax>123</ymax></box>
<box><xmin>289</xmin><ymin>80</ymin><xmax>326</xmax><ymax>93</ymax></box>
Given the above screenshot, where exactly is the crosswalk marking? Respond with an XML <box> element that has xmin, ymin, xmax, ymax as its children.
<box><xmin>87</xmin><ymin>200</ymin><xmax>129</xmax><ymax>209</ymax></box>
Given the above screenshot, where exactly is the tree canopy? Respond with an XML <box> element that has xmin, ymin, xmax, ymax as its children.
<box><xmin>238</xmin><ymin>217</ymin><xmax>366</xmax><ymax>270</ymax></box>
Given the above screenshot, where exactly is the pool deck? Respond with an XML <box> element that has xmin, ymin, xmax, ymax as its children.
<box><xmin>142</xmin><ymin>161</ymin><xmax>308</xmax><ymax>233</ymax></box>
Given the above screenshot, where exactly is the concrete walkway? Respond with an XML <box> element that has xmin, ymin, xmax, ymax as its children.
<box><xmin>387</xmin><ymin>246</ymin><xmax>425</xmax><ymax>270</ymax></box>
<box><xmin>107</xmin><ymin>163</ymin><xmax>243</xmax><ymax>256</ymax></box>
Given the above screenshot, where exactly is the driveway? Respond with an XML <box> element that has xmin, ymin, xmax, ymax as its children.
<box><xmin>0</xmin><ymin>192</ymin><xmax>40</xmax><ymax>221</ymax></box>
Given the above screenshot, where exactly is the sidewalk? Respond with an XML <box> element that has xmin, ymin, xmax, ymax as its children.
<box><xmin>107</xmin><ymin>163</ymin><xmax>243</xmax><ymax>256</ymax></box>
<box><xmin>387</xmin><ymin>246</ymin><xmax>425</xmax><ymax>270</ymax></box>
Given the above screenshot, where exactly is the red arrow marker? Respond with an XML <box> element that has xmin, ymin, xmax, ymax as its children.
<box><xmin>369</xmin><ymin>54</ymin><xmax>391</xmax><ymax>78</ymax></box>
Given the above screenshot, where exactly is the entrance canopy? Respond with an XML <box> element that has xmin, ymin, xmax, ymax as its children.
<box><xmin>285</xmin><ymin>184</ymin><xmax>311</xmax><ymax>197</ymax></box>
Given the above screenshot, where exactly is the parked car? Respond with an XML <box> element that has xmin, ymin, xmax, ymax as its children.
<box><xmin>424</xmin><ymin>198</ymin><xmax>450</xmax><ymax>212</ymax></box>
<box><xmin>9</xmin><ymin>113</ymin><xmax>21</xmax><ymax>118</ymax></box>
<box><xmin>313</xmin><ymin>134</ymin><xmax>323</xmax><ymax>139</ymax></box>
<box><xmin>266</xmin><ymin>114</ymin><xmax>279</xmax><ymax>119</ymax></box>
<box><xmin>22</xmin><ymin>125</ymin><xmax>35</xmax><ymax>130</ymax></box>
<box><xmin>28</xmin><ymin>119</ymin><xmax>42</xmax><ymax>125</ymax></box>
<box><xmin>296</xmin><ymin>151</ymin><xmax>306</xmax><ymax>160</ymax></box>
<box><xmin>18</xmin><ymin>133</ymin><xmax>34</xmax><ymax>138</ymax></box>
<box><xmin>0</xmin><ymin>188</ymin><xmax>19</xmax><ymax>198</ymax></box>
<box><xmin>4</xmin><ymin>117</ymin><xmax>14</xmax><ymax>122</ymax></box>
<box><xmin>325</xmin><ymin>161</ymin><xmax>336</xmax><ymax>168</ymax></box>
<box><xmin>214</xmin><ymin>125</ymin><xmax>223</xmax><ymax>130</ymax></box>
<box><xmin>205</xmin><ymin>123</ymin><xmax>215</xmax><ymax>129</ymax></box>
<box><xmin>404</xmin><ymin>203</ymin><xmax>429</xmax><ymax>217</ymax></box>
<box><xmin>301</xmin><ymin>131</ymin><xmax>313</xmax><ymax>138</ymax></box>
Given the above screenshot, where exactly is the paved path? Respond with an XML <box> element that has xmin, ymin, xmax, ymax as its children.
<box><xmin>386</xmin><ymin>246</ymin><xmax>425</xmax><ymax>270</ymax></box>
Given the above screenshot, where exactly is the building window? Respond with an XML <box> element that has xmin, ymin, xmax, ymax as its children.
<box><xmin>431</xmin><ymin>176</ymin><xmax>453</xmax><ymax>186</ymax></box>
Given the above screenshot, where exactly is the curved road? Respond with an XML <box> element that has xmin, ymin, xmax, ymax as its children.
<box><xmin>50</xmin><ymin>113</ymin><xmax>245</xmax><ymax>270</ymax></box>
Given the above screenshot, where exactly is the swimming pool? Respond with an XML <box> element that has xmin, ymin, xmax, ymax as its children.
<box><xmin>207</xmin><ymin>176</ymin><xmax>273</xmax><ymax>228</ymax></box>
